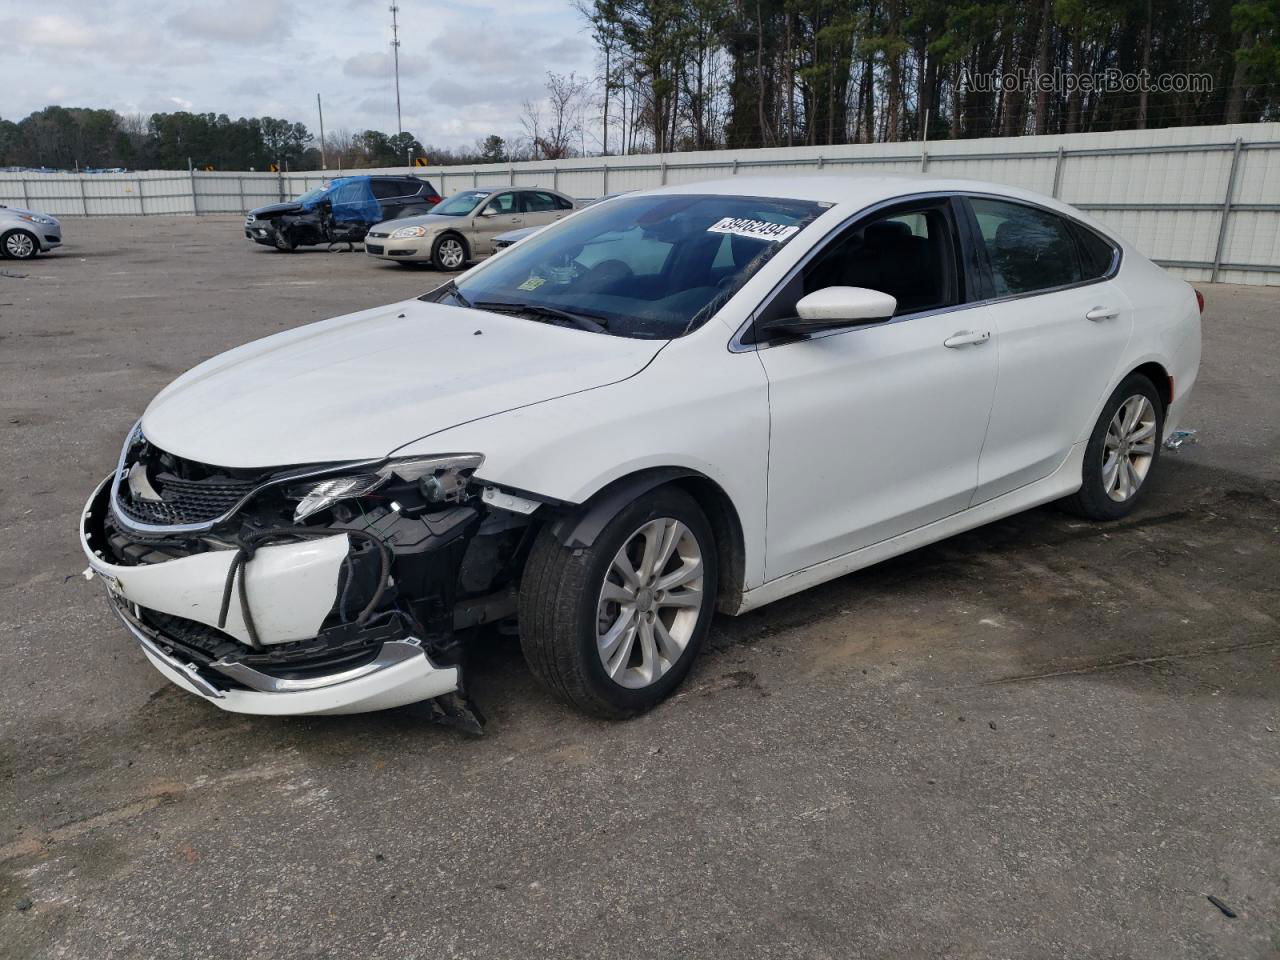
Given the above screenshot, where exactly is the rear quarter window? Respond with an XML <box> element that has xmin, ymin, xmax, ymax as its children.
<box><xmin>1071</xmin><ymin>223</ymin><xmax>1119</xmax><ymax>280</ymax></box>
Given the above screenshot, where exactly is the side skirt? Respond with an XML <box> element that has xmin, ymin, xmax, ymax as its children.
<box><xmin>732</xmin><ymin>442</ymin><xmax>1085</xmax><ymax>615</ymax></box>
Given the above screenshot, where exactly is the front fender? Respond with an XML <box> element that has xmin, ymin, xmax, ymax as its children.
<box><xmin>392</xmin><ymin>336</ymin><xmax>771</xmax><ymax>590</ymax></box>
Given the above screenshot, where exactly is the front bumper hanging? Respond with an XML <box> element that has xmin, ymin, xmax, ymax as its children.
<box><xmin>81</xmin><ymin>477</ymin><xmax>461</xmax><ymax>716</ymax></box>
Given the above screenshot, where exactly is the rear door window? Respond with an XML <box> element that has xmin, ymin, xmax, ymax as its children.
<box><xmin>969</xmin><ymin>197</ymin><xmax>1084</xmax><ymax>296</ymax></box>
<box><xmin>370</xmin><ymin>179</ymin><xmax>403</xmax><ymax>200</ymax></box>
<box><xmin>522</xmin><ymin>191</ymin><xmax>560</xmax><ymax>213</ymax></box>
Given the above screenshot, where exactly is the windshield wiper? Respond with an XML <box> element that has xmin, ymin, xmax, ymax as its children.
<box><xmin>433</xmin><ymin>280</ymin><xmax>471</xmax><ymax>309</ymax></box>
<box><xmin>473</xmin><ymin>300</ymin><xmax>608</xmax><ymax>333</ymax></box>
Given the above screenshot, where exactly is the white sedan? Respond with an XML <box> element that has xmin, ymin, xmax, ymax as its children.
<box><xmin>81</xmin><ymin>176</ymin><xmax>1201</xmax><ymax>723</ymax></box>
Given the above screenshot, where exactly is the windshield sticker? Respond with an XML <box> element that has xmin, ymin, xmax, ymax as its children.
<box><xmin>707</xmin><ymin>217</ymin><xmax>800</xmax><ymax>242</ymax></box>
<box><xmin>517</xmin><ymin>276</ymin><xmax>546</xmax><ymax>291</ymax></box>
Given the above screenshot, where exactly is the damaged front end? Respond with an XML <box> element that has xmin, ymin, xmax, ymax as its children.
<box><xmin>81</xmin><ymin>424</ymin><xmax>542</xmax><ymax>726</ymax></box>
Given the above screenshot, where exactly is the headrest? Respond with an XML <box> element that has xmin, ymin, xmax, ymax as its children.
<box><xmin>865</xmin><ymin>220</ymin><xmax>913</xmax><ymax>244</ymax></box>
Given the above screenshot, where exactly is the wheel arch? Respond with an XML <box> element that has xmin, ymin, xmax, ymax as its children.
<box><xmin>1130</xmin><ymin>360</ymin><xmax>1173</xmax><ymax>410</ymax></box>
<box><xmin>547</xmin><ymin>467</ymin><xmax>747</xmax><ymax>615</ymax></box>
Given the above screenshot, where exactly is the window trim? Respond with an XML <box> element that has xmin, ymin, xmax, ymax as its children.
<box><xmin>956</xmin><ymin>193</ymin><xmax>1123</xmax><ymax>306</ymax></box>
<box><xmin>731</xmin><ymin>191</ymin><xmax>977</xmax><ymax>352</ymax></box>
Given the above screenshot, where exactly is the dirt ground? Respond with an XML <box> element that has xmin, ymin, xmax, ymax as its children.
<box><xmin>1</xmin><ymin>216</ymin><xmax>1277</xmax><ymax>960</ymax></box>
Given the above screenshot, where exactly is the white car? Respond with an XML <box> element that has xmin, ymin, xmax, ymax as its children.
<box><xmin>81</xmin><ymin>176</ymin><xmax>1201</xmax><ymax>723</ymax></box>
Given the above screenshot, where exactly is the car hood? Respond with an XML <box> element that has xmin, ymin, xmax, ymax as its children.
<box><xmin>372</xmin><ymin>213</ymin><xmax>466</xmax><ymax>232</ymax></box>
<box><xmin>141</xmin><ymin>298</ymin><xmax>664</xmax><ymax>468</ymax></box>
<box><xmin>1</xmin><ymin>205</ymin><xmax>58</xmax><ymax>222</ymax></box>
<box><xmin>249</xmin><ymin>201</ymin><xmax>306</xmax><ymax>218</ymax></box>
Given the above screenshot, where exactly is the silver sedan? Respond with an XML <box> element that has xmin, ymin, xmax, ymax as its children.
<box><xmin>364</xmin><ymin>187</ymin><xmax>576</xmax><ymax>270</ymax></box>
<box><xmin>0</xmin><ymin>204</ymin><xmax>62</xmax><ymax>260</ymax></box>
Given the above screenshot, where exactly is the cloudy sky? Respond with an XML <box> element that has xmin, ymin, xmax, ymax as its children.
<box><xmin>2</xmin><ymin>0</ymin><xmax>598</xmax><ymax>148</ymax></box>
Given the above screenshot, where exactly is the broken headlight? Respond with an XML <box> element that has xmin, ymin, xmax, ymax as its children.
<box><xmin>390</xmin><ymin>225</ymin><xmax>428</xmax><ymax>240</ymax></box>
<box><xmin>288</xmin><ymin>454</ymin><xmax>483</xmax><ymax>522</ymax></box>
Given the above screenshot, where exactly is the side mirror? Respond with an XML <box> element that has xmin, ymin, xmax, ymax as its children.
<box><xmin>759</xmin><ymin>286</ymin><xmax>897</xmax><ymax>337</ymax></box>
<box><xmin>478</xmin><ymin>207</ymin><xmax>498</xmax><ymax>217</ymax></box>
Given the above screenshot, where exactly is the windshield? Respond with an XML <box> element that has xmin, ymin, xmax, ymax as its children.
<box><xmin>426</xmin><ymin>193</ymin><xmax>825</xmax><ymax>339</ymax></box>
<box><xmin>432</xmin><ymin>190</ymin><xmax>492</xmax><ymax>216</ymax></box>
<box><xmin>295</xmin><ymin>187</ymin><xmax>328</xmax><ymax>205</ymax></box>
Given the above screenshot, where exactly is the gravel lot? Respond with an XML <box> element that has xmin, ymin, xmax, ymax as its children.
<box><xmin>1</xmin><ymin>216</ymin><xmax>1277</xmax><ymax>960</ymax></box>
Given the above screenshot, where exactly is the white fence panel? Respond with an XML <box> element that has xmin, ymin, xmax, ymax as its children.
<box><xmin>2</xmin><ymin>122</ymin><xmax>1278</xmax><ymax>284</ymax></box>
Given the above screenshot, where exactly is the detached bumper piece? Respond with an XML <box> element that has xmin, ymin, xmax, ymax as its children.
<box><xmin>112</xmin><ymin>595</ymin><xmax>457</xmax><ymax>715</ymax></box>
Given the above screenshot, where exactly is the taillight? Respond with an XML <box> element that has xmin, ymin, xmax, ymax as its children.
<box><xmin>1194</xmin><ymin>289</ymin><xmax>1204</xmax><ymax>314</ymax></box>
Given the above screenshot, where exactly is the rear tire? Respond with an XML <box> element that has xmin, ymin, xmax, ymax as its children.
<box><xmin>1</xmin><ymin>229</ymin><xmax>39</xmax><ymax>260</ymax></box>
<box><xmin>519</xmin><ymin>486</ymin><xmax>718</xmax><ymax>719</ymax></box>
<box><xmin>1061</xmin><ymin>373</ymin><xmax>1164</xmax><ymax>521</ymax></box>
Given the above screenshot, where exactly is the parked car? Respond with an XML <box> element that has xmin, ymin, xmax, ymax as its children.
<box><xmin>81</xmin><ymin>176</ymin><xmax>1201</xmax><ymax>725</ymax></box>
<box><xmin>244</xmin><ymin>175</ymin><xmax>441</xmax><ymax>251</ymax></box>
<box><xmin>0</xmin><ymin>204</ymin><xmax>61</xmax><ymax>259</ymax></box>
<box><xmin>364</xmin><ymin>186</ymin><xmax>576</xmax><ymax>269</ymax></box>
<box><xmin>491</xmin><ymin>194</ymin><xmax>629</xmax><ymax>251</ymax></box>
<box><xmin>492</xmin><ymin>225</ymin><xmax>541</xmax><ymax>251</ymax></box>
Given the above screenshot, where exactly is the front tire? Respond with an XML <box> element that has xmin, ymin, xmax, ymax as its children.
<box><xmin>431</xmin><ymin>234</ymin><xmax>467</xmax><ymax>271</ymax></box>
<box><xmin>273</xmin><ymin>231</ymin><xmax>296</xmax><ymax>252</ymax></box>
<box><xmin>1</xmin><ymin>229</ymin><xmax>39</xmax><ymax>260</ymax></box>
<box><xmin>519</xmin><ymin>487</ymin><xmax>718</xmax><ymax>719</ymax></box>
<box><xmin>1061</xmin><ymin>373</ymin><xmax>1164</xmax><ymax>521</ymax></box>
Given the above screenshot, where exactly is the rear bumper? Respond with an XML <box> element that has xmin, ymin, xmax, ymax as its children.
<box><xmin>81</xmin><ymin>476</ymin><xmax>460</xmax><ymax>715</ymax></box>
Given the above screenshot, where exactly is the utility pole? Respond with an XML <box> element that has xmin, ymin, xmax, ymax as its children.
<box><xmin>317</xmin><ymin>93</ymin><xmax>327</xmax><ymax>170</ymax></box>
<box><xmin>390</xmin><ymin>3</ymin><xmax>403</xmax><ymax>138</ymax></box>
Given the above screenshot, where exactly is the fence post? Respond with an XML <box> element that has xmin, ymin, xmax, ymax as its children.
<box><xmin>660</xmin><ymin>158</ymin><xmax>667</xmax><ymax>185</ymax></box>
<box><xmin>237</xmin><ymin>177</ymin><xmax>245</xmax><ymax>214</ymax></box>
<box><xmin>1051</xmin><ymin>146</ymin><xmax>1065</xmax><ymax>199</ymax></box>
<box><xmin>1211</xmin><ymin>137</ymin><xmax>1244</xmax><ymax>283</ymax></box>
<box><xmin>602</xmin><ymin>162</ymin><xmax>609</xmax><ymax>196</ymax></box>
<box><xmin>79</xmin><ymin>176</ymin><xmax>89</xmax><ymax>216</ymax></box>
<box><xmin>509</xmin><ymin>165</ymin><xmax>515</xmax><ymax>186</ymax></box>
<box><xmin>553</xmin><ymin>165</ymin><xmax>559</xmax><ymax>190</ymax></box>
<box><xmin>473</xmin><ymin>168</ymin><xmax>478</xmax><ymax>187</ymax></box>
<box><xmin>731</xmin><ymin>158</ymin><xmax>738</xmax><ymax>175</ymax></box>
<box><xmin>920</xmin><ymin>150</ymin><xmax>929</xmax><ymax>173</ymax></box>
<box><xmin>136</xmin><ymin>176</ymin><xmax>144</xmax><ymax>215</ymax></box>
<box><xmin>19</xmin><ymin>176</ymin><xmax>29</xmax><ymax>209</ymax></box>
<box><xmin>276</xmin><ymin>169</ymin><xmax>284</xmax><ymax>204</ymax></box>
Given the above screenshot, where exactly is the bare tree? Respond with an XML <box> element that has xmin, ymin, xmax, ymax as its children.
<box><xmin>523</xmin><ymin>72</ymin><xmax>589</xmax><ymax>160</ymax></box>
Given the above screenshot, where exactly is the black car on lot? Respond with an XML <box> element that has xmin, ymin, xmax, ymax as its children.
<box><xmin>244</xmin><ymin>175</ymin><xmax>442</xmax><ymax>251</ymax></box>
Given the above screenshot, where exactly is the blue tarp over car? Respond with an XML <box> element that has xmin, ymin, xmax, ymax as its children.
<box><xmin>302</xmin><ymin>176</ymin><xmax>381</xmax><ymax>225</ymax></box>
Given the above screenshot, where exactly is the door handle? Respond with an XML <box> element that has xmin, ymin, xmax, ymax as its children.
<box><xmin>943</xmin><ymin>330</ymin><xmax>991</xmax><ymax>348</ymax></box>
<box><xmin>1085</xmin><ymin>306</ymin><xmax>1119</xmax><ymax>322</ymax></box>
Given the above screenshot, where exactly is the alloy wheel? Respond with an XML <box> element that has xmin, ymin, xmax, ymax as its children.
<box><xmin>596</xmin><ymin>517</ymin><xmax>705</xmax><ymax>689</ymax></box>
<box><xmin>1103</xmin><ymin>394</ymin><xmax>1157</xmax><ymax>502</ymax></box>
<box><xmin>438</xmin><ymin>238</ymin><xmax>464</xmax><ymax>269</ymax></box>
<box><xmin>5</xmin><ymin>232</ymin><xmax>35</xmax><ymax>258</ymax></box>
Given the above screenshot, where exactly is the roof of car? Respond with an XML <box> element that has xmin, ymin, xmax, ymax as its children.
<box><xmin>648</xmin><ymin>174</ymin><xmax>1116</xmax><ymax>240</ymax></box>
